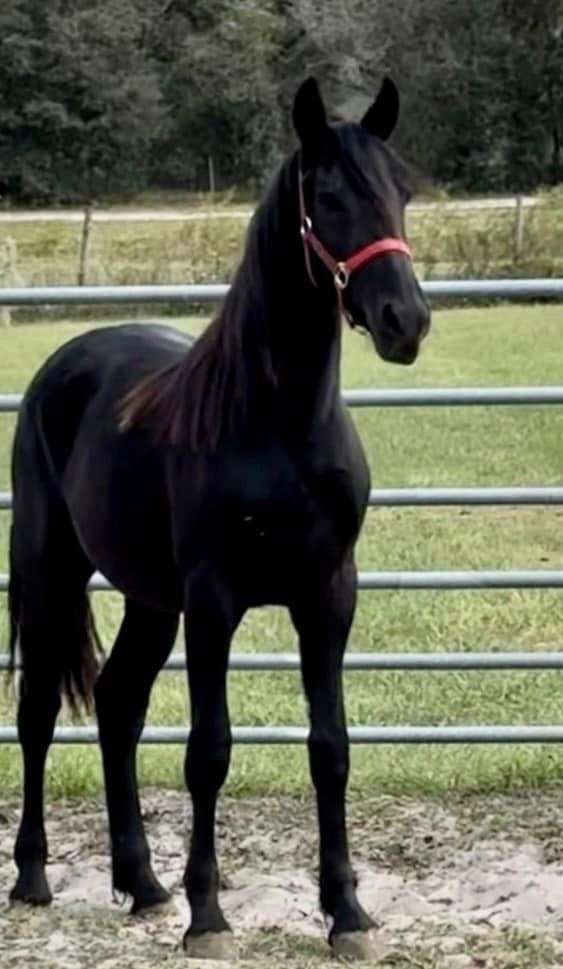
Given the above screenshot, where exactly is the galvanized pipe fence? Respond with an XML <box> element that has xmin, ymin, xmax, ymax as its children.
<box><xmin>1</xmin><ymin>278</ymin><xmax>563</xmax><ymax>304</ymax></box>
<box><xmin>0</xmin><ymin>725</ymin><xmax>563</xmax><ymax>745</ymax></box>
<box><xmin>1</xmin><ymin>279</ymin><xmax>563</xmax><ymax>745</ymax></box>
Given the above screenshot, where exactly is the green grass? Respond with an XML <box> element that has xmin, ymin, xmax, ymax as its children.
<box><xmin>1</xmin><ymin>304</ymin><xmax>563</xmax><ymax>798</ymax></box>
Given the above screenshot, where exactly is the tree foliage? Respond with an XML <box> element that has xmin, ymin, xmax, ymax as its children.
<box><xmin>0</xmin><ymin>0</ymin><xmax>561</xmax><ymax>203</ymax></box>
<box><xmin>0</xmin><ymin>0</ymin><xmax>164</xmax><ymax>202</ymax></box>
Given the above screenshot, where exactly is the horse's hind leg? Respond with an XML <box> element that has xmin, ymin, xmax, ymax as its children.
<box><xmin>10</xmin><ymin>562</ymin><xmax>97</xmax><ymax>905</ymax></box>
<box><xmin>94</xmin><ymin>598</ymin><xmax>179</xmax><ymax>913</ymax></box>
<box><xmin>10</xmin><ymin>614</ymin><xmax>63</xmax><ymax>904</ymax></box>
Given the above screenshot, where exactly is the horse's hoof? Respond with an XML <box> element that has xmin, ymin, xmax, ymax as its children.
<box><xmin>123</xmin><ymin>874</ymin><xmax>171</xmax><ymax>915</ymax></box>
<box><xmin>331</xmin><ymin>930</ymin><xmax>386</xmax><ymax>962</ymax></box>
<box><xmin>182</xmin><ymin>930</ymin><xmax>236</xmax><ymax>961</ymax></box>
<box><xmin>131</xmin><ymin>892</ymin><xmax>173</xmax><ymax>918</ymax></box>
<box><xmin>9</xmin><ymin>869</ymin><xmax>52</xmax><ymax>907</ymax></box>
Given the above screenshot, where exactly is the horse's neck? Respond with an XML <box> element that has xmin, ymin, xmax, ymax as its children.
<box><xmin>242</xmin><ymin>164</ymin><xmax>342</xmax><ymax>437</ymax></box>
<box><xmin>271</xmin><ymin>292</ymin><xmax>342</xmax><ymax>434</ymax></box>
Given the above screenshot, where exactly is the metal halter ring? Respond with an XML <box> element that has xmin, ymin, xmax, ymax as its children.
<box><xmin>334</xmin><ymin>263</ymin><xmax>350</xmax><ymax>290</ymax></box>
<box><xmin>300</xmin><ymin>217</ymin><xmax>312</xmax><ymax>239</ymax></box>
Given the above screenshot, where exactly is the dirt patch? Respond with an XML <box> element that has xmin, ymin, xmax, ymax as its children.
<box><xmin>1</xmin><ymin>791</ymin><xmax>563</xmax><ymax>967</ymax></box>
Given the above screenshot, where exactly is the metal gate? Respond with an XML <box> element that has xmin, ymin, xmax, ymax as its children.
<box><xmin>1</xmin><ymin>280</ymin><xmax>563</xmax><ymax>745</ymax></box>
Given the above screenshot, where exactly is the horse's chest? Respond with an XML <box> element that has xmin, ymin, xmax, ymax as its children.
<box><xmin>174</xmin><ymin>441</ymin><xmax>369</xmax><ymax>600</ymax></box>
<box><xmin>237</xmin><ymin>492</ymin><xmax>325</xmax><ymax>553</ymax></box>
<box><xmin>218</xmin><ymin>465</ymin><xmax>365</xmax><ymax>590</ymax></box>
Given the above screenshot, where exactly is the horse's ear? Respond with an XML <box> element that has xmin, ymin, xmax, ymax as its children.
<box><xmin>361</xmin><ymin>77</ymin><xmax>400</xmax><ymax>141</ymax></box>
<box><xmin>293</xmin><ymin>77</ymin><xmax>328</xmax><ymax>146</ymax></box>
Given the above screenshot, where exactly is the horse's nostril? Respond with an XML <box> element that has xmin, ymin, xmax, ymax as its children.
<box><xmin>382</xmin><ymin>302</ymin><xmax>402</xmax><ymax>336</ymax></box>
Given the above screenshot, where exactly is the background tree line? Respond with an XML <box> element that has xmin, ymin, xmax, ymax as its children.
<box><xmin>0</xmin><ymin>0</ymin><xmax>561</xmax><ymax>205</ymax></box>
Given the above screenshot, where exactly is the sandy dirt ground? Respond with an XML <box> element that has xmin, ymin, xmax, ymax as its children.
<box><xmin>1</xmin><ymin>790</ymin><xmax>563</xmax><ymax>968</ymax></box>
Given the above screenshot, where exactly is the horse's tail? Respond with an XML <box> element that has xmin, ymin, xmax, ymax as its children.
<box><xmin>59</xmin><ymin>594</ymin><xmax>103</xmax><ymax>715</ymax></box>
<box><xmin>7</xmin><ymin>530</ymin><xmax>103</xmax><ymax>715</ymax></box>
<box><xmin>8</xmin><ymin>412</ymin><xmax>104</xmax><ymax>716</ymax></box>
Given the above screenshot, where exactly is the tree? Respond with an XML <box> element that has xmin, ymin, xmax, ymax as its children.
<box><xmin>154</xmin><ymin>0</ymin><xmax>286</xmax><ymax>189</ymax></box>
<box><xmin>0</xmin><ymin>0</ymin><xmax>166</xmax><ymax>203</ymax></box>
<box><xmin>0</xmin><ymin>0</ymin><xmax>561</xmax><ymax>203</ymax></box>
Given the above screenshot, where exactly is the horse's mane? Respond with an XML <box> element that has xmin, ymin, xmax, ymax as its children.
<box><xmin>119</xmin><ymin>162</ymin><xmax>292</xmax><ymax>450</ymax></box>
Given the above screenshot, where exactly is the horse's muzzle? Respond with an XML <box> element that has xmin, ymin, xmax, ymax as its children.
<box><xmin>374</xmin><ymin>296</ymin><xmax>431</xmax><ymax>365</ymax></box>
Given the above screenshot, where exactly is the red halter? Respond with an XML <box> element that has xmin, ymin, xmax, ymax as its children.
<box><xmin>298</xmin><ymin>165</ymin><xmax>412</xmax><ymax>323</ymax></box>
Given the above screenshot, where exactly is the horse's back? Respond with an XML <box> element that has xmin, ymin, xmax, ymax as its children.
<box><xmin>15</xmin><ymin>323</ymin><xmax>191</xmax><ymax>479</ymax></box>
<box><xmin>21</xmin><ymin>322</ymin><xmax>191</xmax><ymax>419</ymax></box>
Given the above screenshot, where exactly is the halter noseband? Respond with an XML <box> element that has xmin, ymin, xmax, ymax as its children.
<box><xmin>298</xmin><ymin>163</ymin><xmax>412</xmax><ymax>324</ymax></box>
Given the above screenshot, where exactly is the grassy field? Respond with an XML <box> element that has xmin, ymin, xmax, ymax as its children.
<box><xmin>1</xmin><ymin>304</ymin><xmax>563</xmax><ymax>799</ymax></box>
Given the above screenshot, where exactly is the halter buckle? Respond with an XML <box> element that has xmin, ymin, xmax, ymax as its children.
<box><xmin>300</xmin><ymin>216</ymin><xmax>312</xmax><ymax>239</ymax></box>
<box><xmin>334</xmin><ymin>263</ymin><xmax>350</xmax><ymax>290</ymax></box>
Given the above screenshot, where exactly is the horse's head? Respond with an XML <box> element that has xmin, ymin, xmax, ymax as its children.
<box><xmin>293</xmin><ymin>77</ymin><xmax>430</xmax><ymax>365</ymax></box>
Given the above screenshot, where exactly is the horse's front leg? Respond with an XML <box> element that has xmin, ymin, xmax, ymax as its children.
<box><xmin>290</xmin><ymin>557</ymin><xmax>377</xmax><ymax>960</ymax></box>
<box><xmin>182</xmin><ymin>567</ymin><xmax>243</xmax><ymax>962</ymax></box>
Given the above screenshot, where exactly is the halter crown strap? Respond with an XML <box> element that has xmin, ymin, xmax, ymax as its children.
<box><xmin>298</xmin><ymin>164</ymin><xmax>412</xmax><ymax>308</ymax></box>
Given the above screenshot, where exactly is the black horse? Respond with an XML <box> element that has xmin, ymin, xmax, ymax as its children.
<box><xmin>8</xmin><ymin>77</ymin><xmax>430</xmax><ymax>960</ymax></box>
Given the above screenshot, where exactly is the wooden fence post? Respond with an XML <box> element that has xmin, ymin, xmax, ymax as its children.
<box><xmin>0</xmin><ymin>237</ymin><xmax>23</xmax><ymax>326</ymax></box>
<box><xmin>514</xmin><ymin>195</ymin><xmax>524</xmax><ymax>261</ymax></box>
<box><xmin>78</xmin><ymin>203</ymin><xmax>93</xmax><ymax>285</ymax></box>
<box><xmin>208</xmin><ymin>156</ymin><xmax>216</xmax><ymax>200</ymax></box>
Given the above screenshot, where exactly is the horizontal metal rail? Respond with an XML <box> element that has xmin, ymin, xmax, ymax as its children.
<box><xmin>1</xmin><ymin>570</ymin><xmax>563</xmax><ymax>592</ymax></box>
<box><xmin>343</xmin><ymin>387</ymin><xmax>563</xmax><ymax>406</ymax></box>
<box><xmin>356</xmin><ymin>571</ymin><xmax>563</xmax><ymax>589</ymax></box>
<box><xmin>422</xmin><ymin>279</ymin><xmax>563</xmax><ymax>298</ymax></box>
<box><xmin>2</xmin><ymin>487</ymin><xmax>563</xmax><ymax>511</ymax></box>
<box><xmin>0</xmin><ymin>284</ymin><xmax>227</xmax><ymax>305</ymax></box>
<box><xmin>3</xmin><ymin>651</ymin><xmax>563</xmax><ymax>672</ymax></box>
<box><xmin>0</xmin><ymin>278</ymin><xmax>562</xmax><ymax>306</ymax></box>
<box><xmin>3</xmin><ymin>387</ymin><xmax>563</xmax><ymax>413</ymax></box>
<box><xmin>0</xmin><ymin>725</ymin><xmax>562</xmax><ymax>744</ymax></box>
<box><xmin>370</xmin><ymin>486</ymin><xmax>563</xmax><ymax>505</ymax></box>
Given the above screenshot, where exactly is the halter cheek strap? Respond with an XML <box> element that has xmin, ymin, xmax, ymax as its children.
<box><xmin>298</xmin><ymin>165</ymin><xmax>412</xmax><ymax>323</ymax></box>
